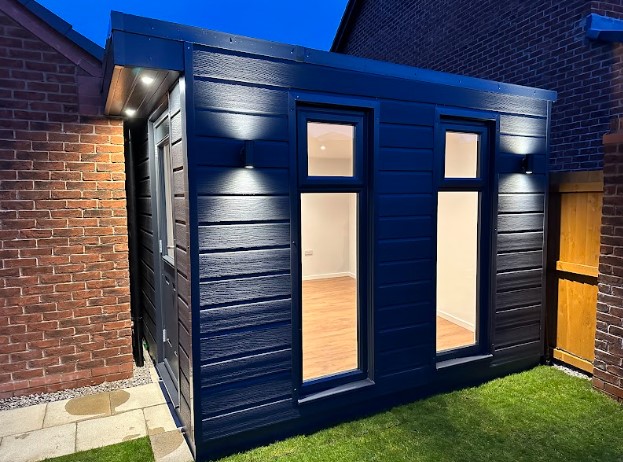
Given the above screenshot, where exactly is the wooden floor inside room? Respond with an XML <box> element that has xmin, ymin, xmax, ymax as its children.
<box><xmin>302</xmin><ymin>276</ymin><xmax>358</xmax><ymax>381</ymax></box>
<box><xmin>302</xmin><ymin>276</ymin><xmax>476</xmax><ymax>381</ymax></box>
<box><xmin>436</xmin><ymin>317</ymin><xmax>475</xmax><ymax>352</ymax></box>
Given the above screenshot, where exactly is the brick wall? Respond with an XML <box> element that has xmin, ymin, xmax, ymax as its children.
<box><xmin>0</xmin><ymin>9</ymin><xmax>132</xmax><ymax>398</ymax></box>
<box><xmin>337</xmin><ymin>0</ymin><xmax>623</xmax><ymax>172</ymax></box>
<box><xmin>594</xmin><ymin>118</ymin><xmax>623</xmax><ymax>402</ymax></box>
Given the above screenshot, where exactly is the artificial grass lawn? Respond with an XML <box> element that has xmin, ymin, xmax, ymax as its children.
<box><xmin>44</xmin><ymin>437</ymin><xmax>154</xmax><ymax>462</ymax></box>
<box><xmin>224</xmin><ymin>366</ymin><xmax>623</xmax><ymax>462</ymax></box>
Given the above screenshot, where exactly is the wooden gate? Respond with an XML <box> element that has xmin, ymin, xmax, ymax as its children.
<box><xmin>547</xmin><ymin>171</ymin><xmax>603</xmax><ymax>373</ymax></box>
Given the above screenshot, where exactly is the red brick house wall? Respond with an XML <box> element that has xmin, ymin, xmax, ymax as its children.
<box><xmin>0</xmin><ymin>3</ymin><xmax>131</xmax><ymax>398</ymax></box>
<box><xmin>595</xmin><ymin>119</ymin><xmax>623</xmax><ymax>402</ymax></box>
<box><xmin>334</xmin><ymin>0</ymin><xmax>623</xmax><ymax>172</ymax></box>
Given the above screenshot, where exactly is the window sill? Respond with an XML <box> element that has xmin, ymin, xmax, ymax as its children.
<box><xmin>436</xmin><ymin>354</ymin><xmax>493</xmax><ymax>370</ymax></box>
<box><xmin>298</xmin><ymin>378</ymin><xmax>375</xmax><ymax>405</ymax></box>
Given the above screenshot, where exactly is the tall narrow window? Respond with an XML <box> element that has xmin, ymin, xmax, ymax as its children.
<box><xmin>436</xmin><ymin>127</ymin><xmax>489</xmax><ymax>355</ymax></box>
<box><xmin>160</xmin><ymin>142</ymin><xmax>175</xmax><ymax>260</ymax></box>
<box><xmin>297</xmin><ymin>107</ymin><xmax>368</xmax><ymax>391</ymax></box>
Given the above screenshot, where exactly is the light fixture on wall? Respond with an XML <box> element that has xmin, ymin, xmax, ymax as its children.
<box><xmin>522</xmin><ymin>154</ymin><xmax>534</xmax><ymax>174</ymax></box>
<box><xmin>242</xmin><ymin>140</ymin><xmax>255</xmax><ymax>169</ymax></box>
<box><xmin>124</xmin><ymin>108</ymin><xmax>137</xmax><ymax>117</ymax></box>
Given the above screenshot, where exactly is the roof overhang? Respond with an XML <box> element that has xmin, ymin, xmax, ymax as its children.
<box><xmin>586</xmin><ymin>13</ymin><xmax>623</xmax><ymax>42</ymax></box>
<box><xmin>102</xmin><ymin>10</ymin><xmax>556</xmax><ymax>118</ymax></box>
<box><xmin>103</xmin><ymin>12</ymin><xmax>184</xmax><ymax>117</ymax></box>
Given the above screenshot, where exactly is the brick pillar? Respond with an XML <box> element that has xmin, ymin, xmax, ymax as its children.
<box><xmin>594</xmin><ymin>118</ymin><xmax>623</xmax><ymax>402</ymax></box>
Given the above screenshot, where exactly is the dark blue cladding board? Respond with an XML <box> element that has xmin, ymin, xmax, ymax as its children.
<box><xmin>193</xmin><ymin>138</ymin><xmax>289</xmax><ymax>169</ymax></box>
<box><xmin>194</xmin><ymin>79</ymin><xmax>288</xmax><ymax>115</ymax></box>
<box><xmin>199</xmin><ymin>223</ymin><xmax>290</xmax><ymax>251</ymax></box>
<box><xmin>496</xmin><ymin>287</ymin><xmax>543</xmax><ymax>312</ymax></box>
<box><xmin>201</xmin><ymin>349</ymin><xmax>291</xmax><ymax>388</ymax></box>
<box><xmin>197</xmin><ymin>197</ymin><xmax>290</xmax><ymax>223</ymax></box>
<box><xmin>497</xmin><ymin>251</ymin><xmax>544</xmax><ymax>272</ymax></box>
<box><xmin>199</xmin><ymin>249</ymin><xmax>290</xmax><ymax>279</ymax></box>
<box><xmin>380</xmin><ymin>124</ymin><xmax>434</xmax><ymax>149</ymax></box>
<box><xmin>499</xmin><ymin>115</ymin><xmax>548</xmax><ymax>137</ymax></box>
<box><xmin>377</xmin><ymin>148</ymin><xmax>433</xmax><ymax>172</ymax></box>
<box><xmin>199</xmin><ymin>323</ymin><xmax>292</xmax><ymax>363</ymax></box>
<box><xmin>201</xmin><ymin>372</ymin><xmax>292</xmax><ymax>417</ymax></box>
<box><xmin>496</xmin><ymin>269</ymin><xmax>543</xmax><ymax>292</ymax></box>
<box><xmin>377</xmin><ymin>195</ymin><xmax>434</xmax><ymax>217</ymax></box>
<box><xmin>377</xmin><ymin>239</ymin><xmax>434</xmax><ymax>262</ymax></box>
<box><xmin>377</xmin><ymin>259</ymin><xmax>433</xmax><ymax>285</ymax></box>
<box><xmin>196</xmin><ymin>168</ymin><xmax>289</xmax><ymax>196</ymax></box>
<box><xmin>375</xmin><ymin>281</ymin><xmax>434</xmax><ymax>308</ymax></box>
<box><xmin>376</xmin><ymin>302</ymin><xmax>432</xmax><ymax>330</ymax></box>
<box><xmin>497</xmin><ymin>194</ymin><xmax>545</xmax><ymax>213</ymax></box>
<box><xmin>497</xmin><ymin>232</ymin><xmax>544</xmax><ymax>253</ymax></box>
<box><xmin>194</xmin><ymin>110</ymin><xmax>289</xmax><ymax>141</ymax></box>
<box><xmin>378</xmin><ymin>217</ymin><xmax>433</xmax><ymax>240</ymax></box>
<box><xmin>199</xmin><ymin>299</ymin><xmax>291</xmax><ymax>335</ymax></box>
<box><xmin>377</xmin><ymin>323</ymin><xmax>433</xmax><ymax>352</ymax></box>
<box><xmin>199</xmin><ymin>274</ymin><xmax>291</xmax><ymax>307</ymax></box>
<box><xmin>376</xmin><ymin>172</ymin><xmax>433</xmax><ymax>194</ymax></box>
<box><xmin>498</xmin><ymin>213</ymin><xmax>545</xmax><ymax>232</ymax></box>
<box><xmin>183</xmin><ymin>41</ymin><xmax>551</xmax><ymax>451</ymax></box>
<box><xmin>202</xmin><ymin>399</ymin><xmax>299</xmax><ymax>441</ymax></box>
<box><xmin>379</xmin><ymin>101</ymin><xmax>436</xmax><ymax>126</ymax></box>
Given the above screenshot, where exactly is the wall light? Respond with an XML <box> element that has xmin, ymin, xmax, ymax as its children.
<box><xmin>521</xmin><ymin>154</ymin><xmax>534</xmax><ymax>174</ymax></box>
<box><xmin>124</xmin><ymin>108</ymin><xmax>137</xmax><ymax>117</ymax></box>
<box><xmin>242</xmin><ymin>140</ymin><xmax>255</xmax><ymax>169</ymax></box>
<box><xmin>141</xmin><ymin>75</ymin><xmax>155</xmax><ymax>85</ymax></box>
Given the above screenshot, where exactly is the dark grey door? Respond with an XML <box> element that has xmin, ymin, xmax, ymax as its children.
<box><xmin>154</xmin><ymin>113</ymin><xmax>179</xmax><ymax>400</ymax></box>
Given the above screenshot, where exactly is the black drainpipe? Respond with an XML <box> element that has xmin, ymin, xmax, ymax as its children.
<box><xmin>125</xmin><ymin>123</ymin><xmax>144</xmax><ymax>367</ymax></box>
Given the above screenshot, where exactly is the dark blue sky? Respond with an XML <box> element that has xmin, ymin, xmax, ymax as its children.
<box><xmin>38</xmin><ymin>0</ymin><xmax>349</xmax><ymax>50</ymax></box>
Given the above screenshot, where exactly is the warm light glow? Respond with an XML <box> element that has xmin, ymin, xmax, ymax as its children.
<box><xmin>141</xmin><ymin>75</ymin><xmax>155</xmax><ymax>85</ymax></box>
<box><xmin>320</xmin><ymin>145</ymin><xmax>327</xmax><ymax>151</ymax></box>
<box><xmin>124</xmin><ymin>108</ymin><xmax>137</xmax><ymax>117</ymax></box>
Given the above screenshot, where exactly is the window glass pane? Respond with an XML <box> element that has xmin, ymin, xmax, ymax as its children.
<box><xmin>307</xmin><ymin>122</ymin><xmax>354</xmax><ymax>177</ymax></box>
<box><xmin>301</xmin><ymin>192</ymin><xmax>358</xmax><ymax>381</ymax></box>
<box><xmin>445</xmin><ymin>131</ymin><xmax>479</xmax><ymax>178</ymax></box>
<box><xmin>436</xmin><ymin>191</ymin><xmax>478</xmax><ymax>352</ymax></box>
<box><xmin>161</xmin><ymin>143</ymin><xmax>175</xmax><ymax>260</ymax></box>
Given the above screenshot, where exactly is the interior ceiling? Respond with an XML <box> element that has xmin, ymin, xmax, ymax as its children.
<box><xmin>308</xmin><ymin>123</ymin><xmax>354</xmax><ymax>160</ymax></box>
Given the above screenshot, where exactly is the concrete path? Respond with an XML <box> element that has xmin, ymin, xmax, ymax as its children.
<box><xmin>0</xmin><ymin>381</ymin><xmax>193</xmax><ymax>462</ymax></box>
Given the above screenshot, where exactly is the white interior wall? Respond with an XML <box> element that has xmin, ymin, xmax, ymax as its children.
<box><xmin>436</xmin><ymin>191</ymin><xmax>478</xmax><ymax>331</ymax></box>
<box><xmin>301</xmin><ymin>156</ymin><xmax>357</xmax><ymax>280</ymax></box>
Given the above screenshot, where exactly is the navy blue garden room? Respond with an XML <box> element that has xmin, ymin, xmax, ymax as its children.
<box><xmin>103</xmin><ymin>12</ymin><xmax>556</xmax><ymax>461</ymax></box>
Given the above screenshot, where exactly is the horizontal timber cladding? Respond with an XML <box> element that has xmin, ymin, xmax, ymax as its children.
<box><xmin>188</xmin><ymin>43</ymin><xmax>550</xmax><ymax>448</ymax></box>
<box><xmin>493</xmin><ymin>174</ymin><xmax>546</xmax><ymax>364</ymax></box>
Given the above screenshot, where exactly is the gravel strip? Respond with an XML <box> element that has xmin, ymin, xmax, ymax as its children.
<box><xmin>0</xmin><ymin>352</ymin><xmax>155</xmax><ymax>411</ymax></box>
<box><xmin>552</xmin><ymin>361</ymin><xmax>591</xmax><ymax>380</ymax></box>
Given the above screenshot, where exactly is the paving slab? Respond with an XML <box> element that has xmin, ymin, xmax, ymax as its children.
<box><xmin>43</xmin><ymin>392</ymin><xmax>111</xmax><ymax>427</ymax></box>
<box><xmin>75</xmin><ymin>409</ymin><xmax>146</xmax><ymax>452</ymax></box>
<box><xmin>0</xmin><ymin>423</ymin><xmax>76</xmax><ymax>462</ymax></box>
<box><xmin>0</xmin><ymin>404</ymin><xmax>46</xmax><ymax>438</ymax></box>
<box><xmin>150</xmin><ymin>430</ymin><xmax>194</xmax><ymax>462</ymax></box>
<box><xmin>143</xmin><ymin>404</ymin><xmax>178</xmax><ymax>435</ymax></box>
<box><xmin>110</xmin><ymin>383</ymin><xmax>165</xmax><ymax>414</ymax></box>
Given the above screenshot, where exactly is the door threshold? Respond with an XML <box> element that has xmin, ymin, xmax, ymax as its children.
<box><xmin>155</xmin><ymin>361</ymin><xmax>180</xmax><ymax>408</ymax></box>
